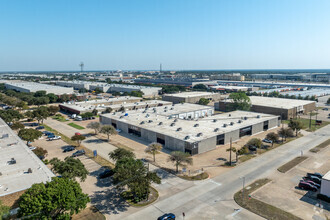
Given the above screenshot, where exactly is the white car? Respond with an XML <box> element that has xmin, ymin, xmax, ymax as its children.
<box><xmin>48</xmin><ymin>136</ymin><xmax>61</xmax><ymax>141</ymax></box>
<box><xmin>29</xmin><ymin>146</ymin><xmax>36</xmax><ymax>150</ymax></box>
<box><xmin>116</xmin><ymin>129</ymin><xmax>122</xmax><ymax>133</ymax></box>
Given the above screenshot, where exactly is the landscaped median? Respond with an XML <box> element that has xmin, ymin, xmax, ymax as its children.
<box><xmin>309</xmin><ymin>138</ymin><xmax>330</xmax><ymax>153</ymax></box>
<box><xmin>121</xmin><ymin>186</ymin><xmax>159</xmax><ymax>207</ymax></box>
<box><xmin>234</xmin><ymin>178</ymin><xmax>302</xmax><ymax>220</ymax></box>
<box><xmin>68</xmin><ymin>122</ymin><xmax>85</xmax><ymax>130</ymax></box>
<box><xmin>277</xmin><ymin>156</ymin><xmax>308</xmax><ymax>173</ymax></box>
<box><xmin>43</xmin><ymin>124</ymin><xmax>114</xmax><ymax>168</ymax></box>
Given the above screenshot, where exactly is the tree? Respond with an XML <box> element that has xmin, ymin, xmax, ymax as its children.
<box><xmin>288</xmin><ymin>119</ymin><xmax>304</xmax><ymax>136</ymax></box>
<box><xmin>11</xmin><ymin>121</ymin><xmax>25</xmax><ymax>130</ymax></box>
<box><xmin>145</xmin><ymin>142</ymin><xmax>162</xmax><ymax>162</ymax></box>
<box><xmin>198</xmin><ymin>98</ymin><xmax>210</xmax><ymax>105</ymax></box>
<box><xmin>226</xmin><ymin>147</ymin><xmax>237</xmax><ymax>165</ymax></box>
<box><xmin>32</xmin><ymin>147</ymin><xmax>48</xmax><ymax>158</ymax></box>
<box><xmin>113</xmin><ymin>157</ymin><xmax>160</xmax><ymax>202</ymax></box>
<box><xmin>193</xmin><ymin>84</ymin><xmax>208</xmax><ymax>91</ymax></box>
<box><xmin>71</xmin><ymin>134</ymin><xmax>86</xmax><ymax>147</ymax></box>
<box><xmin>34</xmin><ymin>90</ymin><xmax>47</xmax><ymax>97</ymax></box>
<box><xmin>246</xmin><ymin>138</ymin><xmax>262</xmax><ymax>148</ymax></box>
<box><xmin>327</xmin><ymin>98</ymin><xmax>330</xmax><ymax>104</ymax></box>
<box><xmin>265</xmin><ymin>132</ymin><xmax>279</xmax><ymax>147</ymax></box>
<box><xmin>100</xmin><ymin>125</ymin><xmax>117</xmax><ymax>141</ymax></box>
<box><xmin>80</xmin><ymin>112</ymin><xmax>94</xmax><ymax>118</ymax></box>
<box><xmin>58</xmin><ymin>94</ymin><xmax>70</xmax><ymax>102</ymax></box>
<box><xmin>278</xmin><ymin>127</ymin><xmax>294</xmax><ymax>142</ymax></box>
<box><xmin>16</xmin><ymin>101</ymin><xmax>28</xmax><ymax>111</ymax></box>
<box><xmin>32</xmin><ymin>106</ymin><xmax>49</xmax><ymax>124</ymax></box>
<box><xmin>0</xmin><ymin>200</ymin><xmax>9</xmax><ymax>220</ymax></box>
<box><xmin>78</xmin><ymin>88</ymin><xmax>87</xmax><ymax>93</ymax></box>
<box><xmin>92</xmin><ymin>108</ymin><xmax>98</xmax><ymax>116</ymax></box>
<box><xmin>109</xmin><ymin>148</ymin><xmax>135</xmax><ymax>162</ymax></box>
<box><xmin>94</xmin><ymin>87</ymin><xmax>103</xmax><ymax>94</ymax></box>
<box><xmin>50</xmin><ymin>157</ymin><xmax>88</xmax><ymax>182</ymax></box>
<box><xmin>228</xmin><ymin>92</ymin><xmax>251</xmax><ymax>111</ymax></box>
<box><xmin>48</xmin><ymin>105</ymin><xmax>60</xmax><ymax>115</ymax></box>
<box><xmin>168</xmin><ymin>151</ymin><xmax>193</xmax><ymax>173</ymax></box>
<box><xmin>119</xmin><ymin>106</ymin><xmax>125</xmax><ymax>112</ymax></box>
<box><xmin>103</xmin><ymin>107</ymin><xmax>113</xmax><ymax>114</ymax></box>
<box><xmin>130</xmin><ymin>91</ymin><xmax>144</xmax><ymax>97</ymax></box>
<box><xmin>0</xmin><ymin>109</ymin><xmax>23</xmax><ymax>123</ymax></box>
<box><xmin>18</xmin><ymin>177</ymin><xmax>89</xmax><ymax>219</ymax></box>
<box><xmin>46</xmin><ymin>93</ymin><xmax>58</xmax><ymax>103</ymax></box>
<box><xmin>87</xmin><ymin>121</ymin><xmax>101</xmax><ymax>134</ymax></box>
<box><xmin>18</xmin><ymin>128</ymin><xmax>42</xmax><ymax>144</ymax></box>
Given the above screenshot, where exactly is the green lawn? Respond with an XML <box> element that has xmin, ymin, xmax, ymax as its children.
<box><xmin>68</xmin><ymin>122</ymin><xmax>85</xmax><ymax>130</ymax></box>
<box><xmin>283</xmin><ymin>118</ymin><xmax>330</xmax><ymax>132</ymax></box>
<box><xmin>51</xmin><ymin>115</ymin><xmax>67</xmax><ymax>122</ymax></box>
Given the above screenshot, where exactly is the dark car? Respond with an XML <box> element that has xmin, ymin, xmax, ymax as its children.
<box><xmin>98</xmin><ymin>169</ymin><xmax>115</xmax><ymax>179</ymax></box>
<box><xmin>30</xmin><ymin>122</ymin><xmax>39</xmax><ymax>127</ymax></box>
<box><xmin>307</xmin><ymin>172</ymin><xmax>323</xmax><ymax>179</ymax></box>
<box><xmin>43</xmin><ymin>131</ymin><xmax>52</xmax><ymax>135</ymax></box>
<box><xmin>303</xmin><ymin>175</ymin><xmax>321</xmax><ymax>184</ymax></box>
<box><xmin>36</xmin><ymin>126</ymin><xmax>45</xmax><ymax>130</ymax></box>
<box><xmin>63</xmin><ymin>146</ymin><xmax>75</xmax><ymax>153</ymax></box>
<box><xmin>298</xmin><ymin>182</ymin><xmax>318</xmax><ymax>192</ymax></box>
<box><xmin>72</xmin><ymin>150</ymin><xmax>85</xmax><ymax>157</ymax></box>
<box><xmin>157</xmin><ymin>213</ymin><xmax>176</xmax><ymax>220</ymax></box>
<box><xmin>47</xmin><ymin>134</ymin><xmax>55</xmax><ymax>138</ymax></box>
<box><xmin>248</xmin><ymin>145</ymin><xmax>257</xmax><ymax>151</ymax></box>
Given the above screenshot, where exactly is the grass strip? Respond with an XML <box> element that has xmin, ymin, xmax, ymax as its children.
<box><xmin>179</xmin><ymin>172</ymin><xmax>209</xmax><ymax>181</ymax></box>
<box><xmin>277</xmin><ymin>156</ymin><xmax>308</xmax><ymax>173</ymax></box>
<box><xmin>310</xmin><ymin>138</ymin><xmax>330</xmax><ymax>153</ymax></box>
<box><xmin>68</xmin><ymin>122</ymin><xmax>85</xmax><ymax>130</ymax></box>
<box><xmin>43</xmin><ymin>124</ymin><xmax>114</xmax><ymax>168</ymax></box>
<box><xmin>234</xmin><ymin>178</ymin><xmax>302</xmax><ymax>220</ymax></box>
<box><xmin>72</xmin><ymin>206</ymin><xmax>105</xmax><ymax>220</ymax></box>
<box><xmin>283</xmin><ymin>119</ymin><xmax>330</xmax><ymax>132</ymax></box>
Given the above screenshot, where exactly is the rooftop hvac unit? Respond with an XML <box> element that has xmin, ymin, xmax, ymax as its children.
<box><xmin>170</xmin><ymin>107</ymin><xmax>174</xmax><ymax>110</ymax></box>
<box><xmin>148</xmin><ymin>120</ymin><xmax>153</xmax><ymax>123</ymax></box>
<box><xmin>223</xmin><ymin>124</ymin><xmax>227</xmax><ymax>127</ymax></box>
<box><xmin>194</xmin><ymin>124</ymin><xmax>199</xmax><ymax>127</ymax></box>
<box><xmin>177</xmin><ymin>127</ymin><xmax>182</xmax><ymax>131</ymax></box>
<box><xmin>174</xmin><ymin>119</ymin><xmax>178</xmax><ymax>122</ymax></box>
<box><xmin>213</xmin><ymin>119</ymin><xmax>217</xmax><ymax>122</ymax></box>
<box><xmin>158</xmin><ymin>122</ymin><xmax>163</xmax><ymax>125</ymax></box>
<box><xmin>164</xmin><ymin>110</ymin><xmax>167</xmax><ymax>112</ymax></box>
<box><xmin>119</xmin><ymin>116</ymin><xmax>124</xmax><ymax>119</ymax></box>
<box><xmin>257</xmin><ymin>115</ymin><xmax>261</xmax><ymax>118</ymax></box>
<box><xmin>244</xmin><ymin>116</ymin><xmax>247</xmax><ymax>120</ymax></box>
<box><xmin>140</xmin><ymin>121</ymin><xmax>145</xmax><ymax>124</ymax></box>
<box><xmin>165</xmin><ymin>106</ymin><xmax>168</xmax><ymax>109</ymax></box>
<box><xmin>197</xmin><ymin>132</ymin><xmax>203</xmax><ymax>137</ymax></box>
<box><xmin>214</xmin><ymin>128</ymin><xmax>219</xmax><ymax>132</ymax></box>
<box><xmin>170</xmin><ymin>123</ymin><xmax>175</xmax><ymax>126</ymax></box>
<box><xmin>184</xmin><ymin>136</ymin><xmax>190</xmax><ymax>140</ymax></box>
<box><xmin>238</xmin><ymin>120</ymin><xmax>242</xmax><ymax>123</ymax></box>
<box><xmin>229</xmin><ymin>114</ymin><xmax>231</xmax><ymax>117</ymax></box>
<box><xmin>230</xmin><ymin>122</ymin><xmax>234</xmax><ymax>125</ymax></box>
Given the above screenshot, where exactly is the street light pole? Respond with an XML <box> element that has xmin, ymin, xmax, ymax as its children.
<box><xmin>240</xmin><ymin>176</ymin><xmax>245</xmax><ymax>204</ymax></box>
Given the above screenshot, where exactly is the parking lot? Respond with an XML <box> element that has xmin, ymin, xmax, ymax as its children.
<box><xmin>252</xmin><ymin>145</ymin><xmax>330</xmax><ymax>220</ymax></box>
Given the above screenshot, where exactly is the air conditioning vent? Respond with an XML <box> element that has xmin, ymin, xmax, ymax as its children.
<box><xmin>177</xmin><ymin>127</ymin><xmax>182</xmax><ymax>131</ymax></box>
<box><xmin>184</xmin><ymin>136</ymin><xmax>190</xmax><ymax>140</ymax></box>
<box><xmin>213</xmin><ymin>119</ymin><xmax>217</xmax><ymax>122</ymax></box>
<box><xmin>214</xmin><ymin>128</ymin><xmax>219</xmax><ymax>132</ymax></box>
<box><xmin>140</xmin><ymin>121</ymin><xmax>145</xmax><ymax>125</ymax></box>
<box><xmin>194</xmin><ymin>124</ymin><xmax>199</xmax><ymax>127</ymax></box>
<box><xmin>223</xmin><ymin>124</ymin><xmax>227</xmax><ymax>127</ymax></box>
<box><xmin>257</xmin><ymin>115</ymin><xmax>261</xmax><ymax>118</ymax></box>
<box><xmin>230</xmin><ymin>122</ymin><xmax>234</xmax><ymax>125</ymax></box>
<box><xmin>170</xmin><ymin>123</ymin><xmax>175</xmax><ymax>126</ymax></box>
<box><xmin>238</xmin><ymin>120</ymin><xmax>242</xmax><ymax>123</ymax></box>
<box><xmin>244</xmin><ymin>116</ymin><xmax>247</xmax><ymax>120</ymax></box>
<box><xmin>148</xmin><ymin>120</ymin><xmax>153</xmax><ymax>123</ymax></box>
<box><xmin>174</xmin><ymin>119</ymin><xmax>178</xmax><ymax>122</ymax></box>
<box><xmin>158</xmin><ymin>122</ymin><xmax>163</xmax><ymax>125</ymax></box>
<box><xmin>197</xmin><ymin>132</ymin><xmax>203</xmax><ymax>137</ymax></box>
<box><xmin>229</xmin><ymin>114</ymin><xmax>231</xmax><ymax>117</ymax></box>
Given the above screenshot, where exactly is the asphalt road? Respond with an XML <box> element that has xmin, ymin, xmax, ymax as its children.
<box><xmin>123</xmin><ymin>125</ymin><xmax>330</xmax><ymax>220</ymax></box>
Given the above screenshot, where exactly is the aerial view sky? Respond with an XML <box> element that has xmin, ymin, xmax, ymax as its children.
<box><xmin>1</xmin><ymin>0</ymin><xmax>330</xmax><ymax>71</ymax></box>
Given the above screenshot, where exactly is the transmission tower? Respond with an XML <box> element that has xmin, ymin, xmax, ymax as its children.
<box><xmin>79</xmin><ymin>62</ymin><xmax>84</xmax><ymax>72</ymax></box>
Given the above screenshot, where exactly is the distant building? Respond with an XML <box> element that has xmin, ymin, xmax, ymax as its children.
<box><xmin>210</xmin><ymin>85</ymin><xmax>258</xmax><ymax>92</ymax></box>
<box><xmin>215</xmin><ymin>96</ymin><xmax>316</xmax><ymax>119</ymax></box>
<box><xmin>162</xmin><ymin>92</ymin><xmax>222</xmax><ymax>104</ymax></box>
<box><xmin>210</xmin><ymin>73</ymin><xmax>245</xmax><ymax>81</ymax></box>
<box><xmin>4</xmin><ymin>82</ymin><xmax>74</xmax><ymax>95</ymax></box>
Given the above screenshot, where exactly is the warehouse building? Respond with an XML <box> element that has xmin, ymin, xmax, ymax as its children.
<box><xmin>56</xmin><ymin>81</ymin><xmax>161</xmax><ymax>98</ymax></box>
<box><xmin>100</xmin><ymin>104</ymin><xmax>279</xmax><ymax>155</ymax></box>
<box><xmin>60</xmin><ymin>99</ymin><xmax>171</xmax><ymax>115</ymax></box>
<box><xmin>0</xmin><ymin>118</ymin><xmax>55</xmax><ymax>199</ymax></box>
<box><xmin>215</xmin><ymin>96</ymin><xmax>316</xmax><ymax>119</ymax></box>
<box><xmin>162</xmin><ymin>92</ymin><xmax>222</xmax><ymax>104</ymax></box>
<box><xmin>59</xmin><ymin>96</ymin><xmax>142</xmax><ymax>114</ymax></box>
<box><xmin>5</xmin><ymin>82</ymin><xmax>74</xmax><ymax>95</ymax></box>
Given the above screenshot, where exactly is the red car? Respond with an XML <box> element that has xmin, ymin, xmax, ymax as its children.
<box><xmin>298</xmin><ymin>182</ymin><xmax>318</xmax><ymax>192</ymax></box>
<box><xmin>75</xmin><ymin>132</ymin><xmax>81</xmax><ymax>136</ymax></box>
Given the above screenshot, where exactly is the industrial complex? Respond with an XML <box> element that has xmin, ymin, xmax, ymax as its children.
<box><xmin>162</xmin><ymin>91</ymin><xmax>222</xmax><ymax>104</ymax></box>
<box><xmin>4</xmin><ymin>82</ymin><xmax>74</xmax><ymax>95</ymax></box>
<box><xmin>215</xmin><ymin>96</ymin><xmax>316</xmax><ymax>119</ymax></box>
<box><xmin>55</xmin><ymin>81</ymin><xmax>161</xmax><ymax>98</ymax></box>
<box><xmin>100</xmin><ymin>103</ymin><xmax>279</xmax><ymax>155</ymax></box>
<box><xmin>0</xmin><ymin>118</ymin><xmax>55</xmax><ymax>197</ymax></box>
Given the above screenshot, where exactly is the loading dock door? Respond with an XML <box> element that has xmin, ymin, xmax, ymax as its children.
<box><xmin>216</xmin><ymin>134</ymin><xmax>225</xmax><ymax>145</ymax></box>
<box><xmin>157</xmin><ymin>137</ymin><xmax>165</xmax><ymax>145</ymax></box>
<box><xmin>263</xmin><ymin>121</ymin><xmax>269</xmax><ymax>131</ymax></box>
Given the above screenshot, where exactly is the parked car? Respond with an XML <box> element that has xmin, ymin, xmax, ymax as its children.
<box><xmin>98</xmin><ymin>169</ymin><xmax>114</xmax><ymax>179</ymax></box>
<box><xmin>248</xmin><ymin>145</ymin><xmax>257</xmax><ymax>151</ymax></box>
<box><xmin>63</xmin><ymin>146</ymin><xmax>75</xmax><ymax>152</ymax></box>
<box><xmin>302</xmin><ymin>180</ymin><xmax>320</xmax><ymax>188</ymax></box>
<box><xmin>30</xmin><ymin>123</ymin><xmax>39</xmax><ymax>127</ymax></box>
<box><xmin>48</xmin><ymin>136</ymin><xmax>61</xmax><ymax>141</ymax></box>
<box><xmin>116</xmin><ymin>129</ymin><xmax>122</xmax><ymax>133</ymax></box>
<box><xmin>72</xmin><ymin>150</ymin><xmax>85</xmax><ymax>157</ymax></box>
<box><xmin>303</xmin><ymin>175</ymin><xmax>321</xmax><ymax>184</ymax></box>
<box><xmin>298</xmin><ymin>181</ymin><xmax>318</xmax><ymax>192</ymax></box>
<box><xmin>38</xmin><ymin>155</ymin><xmax>45</xmax><ymax>160</ymax></box>
<box><xmin>43</xmin><ymin>131</ymin><xmax>52</xmax><ymax>135</ymax></box>
<box><xmin>307</xmin><ymin>172</ymin><xmax>323</xmax><ymax>179</ymax></box>
<box><xmin>36</xmin><ymin>126</ymin><xmax>45</xmax><ymax>130</ymax></box>
<box><xmin>47</xmin><ymin>134</ymin><xmax>55</xmax><ymax>138</ymax></box>
<box><xmin>322</xmin><ymin>108</ymin><xmax>328</xmax><ymax>111</ymax></box>
<box><xmin>75</xmin><ymin>132</ymin><xmax>81</xmax><ymax>136</ymax></box>
<box><xmin>157</xmin><ymin>213</ymin><xmax>176</xmax><ymax>220</ymax></box>
<box><xmin>29</xmin><ymin>146</ymin><xmax>36</xmax><ymax>150</ymax></box>
<box><xmin>262</xmin><ymin>139</ymin><xmax>272</xmax><ymax>143</ymax></box>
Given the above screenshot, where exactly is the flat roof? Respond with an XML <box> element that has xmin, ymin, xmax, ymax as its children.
<box><xmin>211</xmin><ymin>85</ymin><xmax>249</xmax><ymax>90</ymax></box>
<box><xmin>223</xmin><ymin>96</ymin><xmax>315</xmax><ymax>109</ymax></box>
<box><xmin>57</xmin><ymin>81</ymin><xmax>161</xmax><ymax>89</ymax></box>
<box><xmin>323</xmin><ymin>171</ymin><xmax>330</xmax><ymax>181</ymax></box>
<box><xmin>5</xmin><ymin>82</ymin><xmax>73</xmax><ymax>94</ymax></box>
<box><xmin>163</xmin><ymin>91</ymin><xmax>218</xmax><ymax>98</ymax></box>
<box><xmin>0</xmin><ymin>118</ymin><xmax>55</xmax><ymax>197</ymax></box>
<box><xmin>101</xmin><ymin>105</ymin><xmax>277</xmax><ymax>143</ymax></box>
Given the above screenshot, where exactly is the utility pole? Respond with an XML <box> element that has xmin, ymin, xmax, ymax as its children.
<box><xmin>315</xmin><ymin>108</ymin><xmax>318</xmax><ymax>128</ymax></box>
<box><xmin>309</xmin><ymin>111</ymin><xmax>312</xmax><ymax>129</ymax></box>
<box><xmin>229</xmin><ymin>138</ymin><xmax>232</xmax><ymax>166</ymax></box>
<box><xmin>160</xmin><ymin>63</ymin><xmax>162</xmax><ymax>73</ymax></box>
<box><xmin>240</xmin><ymin>176</ymin><xmax>245</xmax><ymax>205</ymax></box>
<box><xmin>79</xmin><ymin>62</ymin><xmax>84</xmax><ymax>73</ymax></box>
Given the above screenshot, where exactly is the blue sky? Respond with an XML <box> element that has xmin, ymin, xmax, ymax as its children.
<box><xmin>1</xmin><ymin>0</ymin><xmax>330</xmax><ymax>71</ymax></box>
